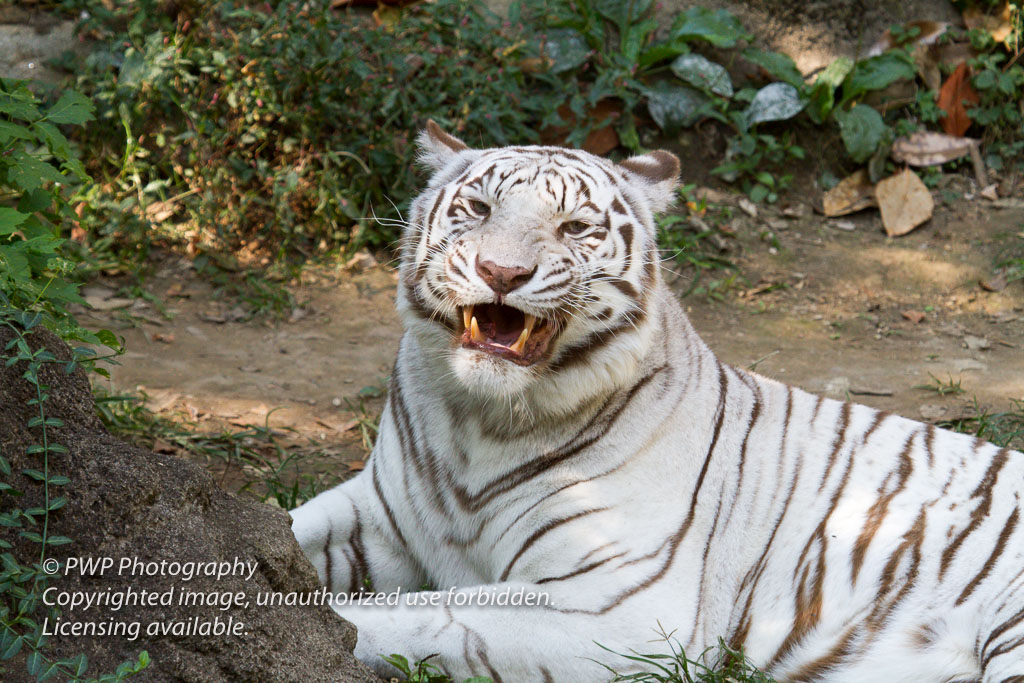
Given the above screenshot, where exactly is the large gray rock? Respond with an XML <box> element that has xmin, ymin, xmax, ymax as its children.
<box><xmin>0</xmin><ymin>326</ymin><xmax>378</xmax><ymax>682</ymax></box>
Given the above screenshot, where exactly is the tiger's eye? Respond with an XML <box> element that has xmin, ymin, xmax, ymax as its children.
<box><xmin>560</xmin><ymin>220</ymin><xmax>590</xmax><ymax>236</ymax></box>
<box><xmin>469</xmin><ymin>200</ymin><xmax>490</xmax><ymax>217</ymax></box>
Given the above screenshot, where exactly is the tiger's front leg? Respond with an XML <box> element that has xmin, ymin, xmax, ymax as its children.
<box><xmin>289</xmin><ymin>473</ymin><xmax>424</xmax><ymax>594</ymax></box>
<box><xmin>337</xmin><ymin>582</ymin><xmax>677</xmax><ymax>681</ymax></box>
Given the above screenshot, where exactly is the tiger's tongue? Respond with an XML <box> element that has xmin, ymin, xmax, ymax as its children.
<box><xmin>464</xmin><ymin>304</ymin><xmax>537</xmax><ymax>354</ymax></box>
<box><xmin>480</xmin><ymin>307</ymin><xmax>524</xmax><ymax>346</ymax></box>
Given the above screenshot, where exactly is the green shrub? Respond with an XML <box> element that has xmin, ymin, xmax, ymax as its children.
<box><xmin>0</xmin><ymin>78</ymin><xmax>119</xmax><ymax>350</ymax></box>
<box><xmin>67</xmin><ymin>0</ymin><xmax>567</xmax><ymax>256</ymax></box>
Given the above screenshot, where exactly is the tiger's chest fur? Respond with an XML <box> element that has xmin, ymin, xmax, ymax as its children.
<box><xmin>290</xmin><ymin>124</ymin><xmax>1024</xmax><ymax>682</ymax></box>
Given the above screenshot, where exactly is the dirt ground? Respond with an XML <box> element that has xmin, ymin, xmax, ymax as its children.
<box><xmin>75</xmin><ymin>189</ymin><xmax>1024</xmax><ymax>491</ymax></box>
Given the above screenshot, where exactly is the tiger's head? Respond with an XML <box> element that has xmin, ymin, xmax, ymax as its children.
<box><xmin>397</xmin><ymin>121</ymin><xmax>679</xmax><ymax>410</ymax></box>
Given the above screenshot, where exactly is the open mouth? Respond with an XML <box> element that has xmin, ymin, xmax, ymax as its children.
<box><xmin>459</xmin><ymin>303</ymin><xmax>557</xmax><ymax>366</ymax></box>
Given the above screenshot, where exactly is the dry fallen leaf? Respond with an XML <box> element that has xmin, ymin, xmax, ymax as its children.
<box><xmin>912</xmin><ymin>44</ymin><xmax>943</xmax><ymax>92</ymax></box>
<box><xmin>963</xmin><ymin>1</ymin><xmax>1015</xmax><ymax>43</ymax></box>
<box><xmin>902</xmin><ymin>310</ymin><xmax>926</xmax><ymax>324</ymax></box>
<box><xmin>738</xmin><ymin>198</ymin><xmax>758</xmax><ymax>218</ymax></box>
<box><xmin>822</xmin><ymin>169</ymin><xmax>877</xmax><ymax>217</ymax></box>
<box><xmin>347</xmin><ymin>460</ymin><xmax>366</xmax><ymax>472</ymax></box>
<box><xmin>868</xmin><ymin>20</ymin><xmax>951</xmax><ymax>56</ymax></box>
<box><xmin>980</xmin><ymin>184</ymin><xmax>999</xmax><ymax>200</ymax></box>
<box><xmin>891</xmin><ymin>131</ymin><xmax>978</xmax><ymax>166</ymax></box>
<box><xmin>152</xmin><ymin>439</ymin><xmax>180</xmax><ymax>455</ymax></box>
<box><xmin>875</xmin><ymin>169</ymin><xmax>934</xmax><ymax>237</ymax></box>
<box><xmin>937</xmin><ymin>62</ymin><xmax>979</xmax><ymax>137</ymax></box>
<box><xmin>980</xmin><ymin>272</ymin><xmax>1008</xmax><ymax>292</ymax></box>
<box><xmin>152</xmin><ymin>333</ymin><xmax>175</xmax><ymax>344</ymax></box>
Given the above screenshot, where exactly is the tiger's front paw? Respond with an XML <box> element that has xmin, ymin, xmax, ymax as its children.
<box><xmin>334</xmin><ymin>607</ymin><xmax>404</xmax><ymax>677</ymax></box>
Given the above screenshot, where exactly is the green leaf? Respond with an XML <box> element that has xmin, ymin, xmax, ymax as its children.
<box><xmin>95</xmin><ymin>329</ymin><xmax>121</xmax><ymax>350</ymax></box>
<box><xmin>48</xmin><ymin>475</ymin><xmax>71</xmax><ymax>486</ymax></box>
<box><xmin>0</xmin><ymin>93</ymin><xmax>40</xmax><ymax>122</ymax></box>
<box><xmin>670</xmin><ymin>7</ymin><xmax>751</xmax><ymax>47</ymax></box>
<box><xmin>0</xmin><ymin>633</ymin><xmax>22</xmax><ymax>659</ymax></box>
<box><xmin>25</xmin><ymin>649</ymin><xmax>41</xmax><ymax>675</ymax></box>
<box><xmin>22</xmin><ymin>468</ymin><xmax>46</xmax><ymax>481</ymax></box>
<box><xmin>744</xmin><ymin>83</ymin><xmax>805</xmax><ymax>125</ymax></box>
<box><xmin>742</xmin><ymin>48</ymin><xmax>804</xmax><ymax>88</ymax></box>
<box><xmin>749</xmin><ymin>183</ymin><xmax>769</xmax><ymax>202</ymax></box>
<box><xmin>381</xmin><ymin>654</ymin><xmax>411</xmax><ymax>675</ymax></box>
<box><xmin>835</xmin><ymin>104</ymin><xmax>886</xmax><ymax>163</ymax></box>
<box><xmin>0</xmin><ymin>120</ymin><xmax>33</xmax><ymax>143</ymax></box>
<box><xmin>45</xmin><ymin>535</ymin><xmax>73</xmax><ymax>546</ymax></box>
<box><xmin>621</xmin><ymin>18</ymin><xmax>659</xmax><ymax>63</ymax></box>
<box><xmin>33</xmin><ymin>121</ymin><xmax>71</xmax><ymax>159</ymax></box>
<box><xmin>6</xmin><ymin>151</ymin><xmax>66</xmax><ymax>192</ymax></box>
<box><xmin>0</xmin><ymin>208</ymin><xmax>29</xmax><ymax>236</ymax></box>
<box><xmin>637</xmin><ymin>39</ymin><xmax>689</xmax><ymax>68</ymax></box>
<box><xmin>541</xmin><ymin>29</ymin><xmax>589</xmax><ymax>74</ymax></box>
<box><xmin>595</xmin><ymin>0</ymin><xmax>654</xmax><ymax>33</ymax></box>
<box><xmin>39</xmin><ymin>661</ymin><xmax>61</xmax><ymax>681</ymax></box>
<box><xmin>643</xmin><ymin>83</ymin><xmax>709</xmax><ymax>132</ymax></box>
<box><xmin>841</xmin><ymin>52</ymin><xmax>915</xmax><ymax>106</ymax></box>
<box><xmin>670</xmin><ymin>54</ymin><xmax>733</xmax><ymax>97</ymax></box>
<box><xmin>45</xmin><ymin>89</ymin><xmax>95</xmax><ymax>125</ymax></box>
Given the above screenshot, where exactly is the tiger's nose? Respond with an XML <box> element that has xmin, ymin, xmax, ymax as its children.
<box><xmin>475</xmin><ymin>256</ymin><xmax>536</xmax><ymax>295</ymax></box>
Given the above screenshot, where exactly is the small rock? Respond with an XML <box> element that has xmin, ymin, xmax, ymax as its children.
<box><xmin>901</xmin><ymin>310</ymin><xmax>926</xmax><ymax>324</ymax></box>
<box><xmin>824</xmin><ymin>376</ymin><xmax>851</xmax><ymax>398</ymax></box>
<box><xmin>346</xmin><ymin>249</ymin><xmax>378</xmax><ymax>272</ymax></box>
<box><xmin>951</xmin><ymin>358</ymin><xmax>988</xmax><ymax>372</ymax></box>
<box><xmin>199</xmin><ymin>311</ymin><xmax>227</xmax><ymax>324</ymax></box>
<box><xmin>85</xmin><ymin>295</ymin><xmax>133</xmax><ymax>311</ymax></box>
<box><xmin>781</xmin><ymin>204</ymin><xmax>808</xmax><ymax>219</ymax></box>
<box><xmin>767</xmin><ymin>219</ymin><xmax>788</xmax><ymax>230</ymax></box>
<box><xmin>331</xmin><ymin>397</ymin><xmax>342</xmax><ymax>407</ymax></box>
<box><xmin>919</xmin><ymin>403</ymin><xmax>948</xmax><ymax>420</ymax></box>
<box><xmin>829</xmin><ymin>220</ymin><xmax>857</xmax><ymax>231</ymax></box>
<box><xmin>963</xmin><ymin>335</ymin><xmax>992</xmax><ymax>351</ymax></box>
<box><xmin>980</xmin><ymin>183</ymin><xmax>999</xmax><ymax>201</ymax></box>
<box><xmin>738</xmin><ymin>198</ymin><xmax>758</xmax><ymax>218</ymax></box>
<box><xmin>694</xmin><ymin>187</ymin><xmax>731</xmax><ymax>204</ymax></box>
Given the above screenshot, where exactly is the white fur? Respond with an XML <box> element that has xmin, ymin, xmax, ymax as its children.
<box><xmin>292</xmin><ymin>135</ymin><xmax>1024</xmax><ymax>682</ymax></box>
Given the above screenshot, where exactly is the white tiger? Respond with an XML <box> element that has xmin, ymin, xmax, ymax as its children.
<box><xmin>290</xmin><ymin>121</ymin><xmax>1024</xmax><ymax>682</ymax></box>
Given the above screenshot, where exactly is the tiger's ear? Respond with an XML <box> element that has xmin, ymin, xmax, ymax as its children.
<box><xmin>417</xmin><ymin>120</ymin><xmax>470</xmax><ymax>173</ymax></box>
<box><xmin>617</xmin><ymin>150</ymin><xmax>680</xmax><ymax>213</ymax></box>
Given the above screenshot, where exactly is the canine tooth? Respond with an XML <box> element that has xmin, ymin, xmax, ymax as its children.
<box><xmin>463</xmin><ymin>306</ymin><xmax>473</xmax><ymax>330</ymax></box>
<box><xmin>509</xmin><ymin>327</ymin><xmax>530</xmax><ymax>354</ymax></box>
<box><xmin>524</xmin><ymin>314</ymin><xmax>537</xmax><ymax>334</ymax></box>
<box><xmin>470</xmin><ymin>316</ymin><xmax>484</xmax><ymax>343</ymax></box>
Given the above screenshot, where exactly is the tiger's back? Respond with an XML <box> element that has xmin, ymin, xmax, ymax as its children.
<box><xmin>290</xmin><ymin>123</ymin><xmax>1024</xmax><ymax>682</ymax></box>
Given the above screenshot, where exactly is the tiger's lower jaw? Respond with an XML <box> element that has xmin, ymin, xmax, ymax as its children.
<box><xmin>449</xmin><ymin>346</ymin><xmax>540</xmax><ymax>398</ymax></box>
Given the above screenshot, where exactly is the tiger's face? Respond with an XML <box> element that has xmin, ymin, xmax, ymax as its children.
<box><xmin>397</xmin><ymin>122</ymin><xmax>679</xmax><ymax>402</ymax></box>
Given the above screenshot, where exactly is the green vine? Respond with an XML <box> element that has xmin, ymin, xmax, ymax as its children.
<box><xmin>0</xmin><ymin>79</ymin><xmax>145</xmax><ymax>681</ymax></box>
<box><xmin>0</xmin><ymin>309</ymin><xmax>147</xmax><ymax>681</ymax></box>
